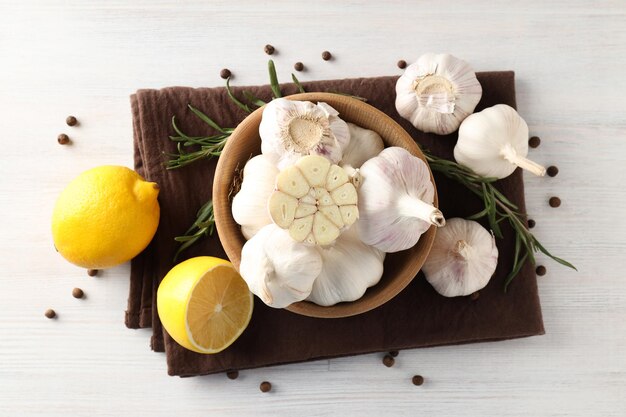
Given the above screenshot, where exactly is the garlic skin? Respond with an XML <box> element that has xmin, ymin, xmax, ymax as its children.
<box><xmin>454</xmin><ymin>104</ymin><xmax>546</xmax><ymax>178</ymax></box>
<box><xmin>268</xmin><ymin>155</ymin><xmax>358</xmax><ymax>246</ymax></box>
<box><xmin>231</xmin><ymin>155</ymin><xmax>279</xmax><ymax>239</ymax></box>
<box><xmin>422</xmin><ymin>218</ymin><xmax>498</xmax><ymax>297</ymax></box>
<box><xmin>307</xmin><ymin>228</ymin><xmax>385</xmax><ymax>306</ymax></box>
<box><xmin>239</xmin><ymin>224</ymin><xmax>323</xmax><ymax>308</ymax></box>
<box><xmin>395</xmin><ymin>53</ymin><xmax>482</xmax><ymax>135</ymax></box>
<box><xmin>356</xmin><ymin>147</ymin><xmax>445</xmax><ymax>253</ymax></box>
<box><xmin>260</xmin><ymin>98</ymin><xmax>350</xmax><ymax>169</ymax></box>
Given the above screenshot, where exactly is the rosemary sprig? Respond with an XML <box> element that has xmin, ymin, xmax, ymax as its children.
<box><xmin>423</xmin><ymin>150</ymin><xmax>576</xmax><ymax>290</ymax></box>
<box><xmin>173</xmin><ymin>200</ymin><xmax>215</xmax><ymax>262</ymax></box>
<box><xmin>166</xmin><ymin>104</ymin><xmax>232</xmax><ymax>169</ymax></box>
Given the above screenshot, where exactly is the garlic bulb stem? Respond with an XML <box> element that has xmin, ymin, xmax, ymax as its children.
<box><xmin>452</xmin><ymin>240</ymin><xmax>470</xmax><ymax>260</ymax></box>
<box><xmin>398</xmin><ymin>195</ymin><xmax>446</xmax><ymax>227</ymax></box>
<box><xmin>500</xmin><ymin>144</ymin><xmax>546</xmax><ymax>176</ymax></box>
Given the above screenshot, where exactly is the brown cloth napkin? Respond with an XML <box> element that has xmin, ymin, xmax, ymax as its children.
<box><xmin>127</xmin><ymin>73</ymin><xmax>544</xmax><ymax>376</ymax></box>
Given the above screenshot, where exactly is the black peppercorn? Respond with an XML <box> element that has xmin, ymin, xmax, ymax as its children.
<box><xmin>87</xmin><ymin>269</ymin><xmax>99</xmax><ymax>277</ymax></box>
<box><xmin>397</xmin><ymin>59</ymin><xmax>407</xmax><ymax>69</ymax></box>
<box><xmin>322</xmin><ymin>51</ymin><xmax>332</xmax><ymax>61</ymax></box>
<box><xmin>66</xmin><ymin>116</ymin><xmax>78</xmax><ymax>126</ymax></box>
<box><xmin>260</xmin><ymin>381</ymin><xmax>272</xmax><ymax>392</ymax></box>
<box><xmin>547</xmin><ymin>166</ymin><xmax>559</xmax><ymax>177</ymax></box>
<box><xmin>528</xmin><ymin>219</ymin><xmax>536</xmax><ymax>228</ymax></box>
<box><xmin>57</xmin><ymin>134</ymin><xmax>70</xmax><ymax>145</ymax></box>
<box><xmin>72</xmin><ymin>288</ymin><xmax>84</xmax><ymax>299</ymax></box>
<box><xmin>220</xmin><ymin>68</ymin><xmax>231</xmax><ymax>79</ymax></box>
<box><xmin>389</xmin><ymin>350</ymin><xmax>399</xmax><ymax>357</ymax></box>
<box><xmin>528</xmin><ymin>136</ymin><xmax>541</xmax><ymax>148</ymax></box>
<box><xmin>536</xmin><ymin>265</ymin><xmax>547</xmax><ymax>276</ymax></box>
<box><xmin>294</xmin><ymin>62</ymin><xmax>304</xmax><ymax>72</ymax></box>
<box><xmin>264</xmin><ymin>44</ymin><xmax>275</xmax><ymax>55</ymax></box>
<box><xmin>412</xmin><ymin>375</ymin><xmax>425</xmax><ymax>386</ymax></box>
<box><xmin>549</xmin><ymin>196</ymin><xmax>561</xmax><ymax>208</ymax></box>
<box><xmin>382</xmin><ymin>354</ymin><xmax>395</xmax><ymax>367</ymax></box>
<box><xmin>226</xmin><ymin>371</ymin><xmax>239</xmax><ymax>380</ymax></box>
<box><xmin>45</xmin><ymin>309</ymin><xmax>56</xmax><ymax>319</ymax></box>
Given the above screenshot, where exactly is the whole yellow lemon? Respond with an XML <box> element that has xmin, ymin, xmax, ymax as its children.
<box><xmin>52</xmin><ymin>166</ymin><xmax>160</xmax><ymax>269</ymax></box>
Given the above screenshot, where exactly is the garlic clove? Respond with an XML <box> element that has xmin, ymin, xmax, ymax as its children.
<box><xmin>357</xmin><ymin>147</ymin><xmax>444</xmax><ymax>253</ymax></box>
<box><xmin>297</xmin><ymin>154</ymin><xmax>331</xmax><ymax>187</ymax></box>
<box><xmin>395</xmin><ymin>53</ymin><xmax>482</xmax><ymax>135</ymax></box>
<box><xmin>454</xmin><ymin>104</ymin><xmax>546</xmax><ymax>178</ymax></box>
<box><xmin>232</xmin><ymin>155</ymin><xmax>279</xmax><ymax>239</ymax></box>
<box><xmin>239</xmin><ymin>224</ymin><xmax>322</xmax><ymax>308</ymax></box>
<box><xmin>267</xmin><ymin>191</ymin><xmax>297</xmax><ymax>228</ymax></box>
<box><xmin>268</xmin><ymin>154</ymin><xmax>359</xmax><ymax>246</ymax></box>
<box><xmin>306</xmin><ymin>227</ymin><xmax>385</xmax><ymax>306</ymax></box>
<box><xmin>341</xmin><ymin>123</ymin><xmax>385</xmax><ymax>169</ymax></box>
<box><xmin>422</xmin><ymin>218</ymin><xmax>498</xmax><ymax>297</ymax></box>
<box><xmin>260</xmin><ymin>99</ymin><xmax>350</xmax><ymax>169</ymax></box>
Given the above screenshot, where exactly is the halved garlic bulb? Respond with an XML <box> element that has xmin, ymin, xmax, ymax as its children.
<box><xmin>231</xmin><ymin>155</ymin><xmax>279</xmax><ymax>239</ymax></box>
<box><xmin>268</xmin><ymin>155</ymin><xmax>358</xmax><ymax>246</ymax></box>
<box><xmin>239</xmin><ymin>224</ymin><xmax>322</xmax><ymax>308</ymax></box>
<box><xmin>307</xmin><ymin>227</ymin><xmax>385</xmax><ymax>306</ymax></box>
<box><xmin>395</xmin><ymin>53</ymin><xmax>482</xmax><ymax>135</ymax></box>
<box><xmin>422</xmin><ymin>218</ymin><xmax>498</xmax><ymax>297</ymax></box>
<box><xmin>454</xmin><ymin>104</ymin><xmax>546</xmax><ymax>178</ymax></box>
<box><xmin>260</xmin><ymin>98</ymin><xmax>350</xmax><ymax>169</ymax></box>
<box><xmin>357</xmin><ymin>147</ymin><xmax>444</xmax><ymax>253</ymax></box>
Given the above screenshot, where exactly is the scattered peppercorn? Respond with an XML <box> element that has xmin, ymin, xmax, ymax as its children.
<box><xmin>57</xmin><ymin>133</ymin><xmax>70</xmax><ymax>145</ymax></box>
<box><xmin>264</xmin><ymin>44</ymin><xmax>275</xmax><ymax>55</ymax></box>
<box><xmin>389</xmin><ymin>350</ymin><xmax>399</xmax><ymax>357</ymax></box>
<box><xmin>528</xmin><ymin>136</ymin><xmax>541</xmax><ymax>148</ymax></box>
<box><xmin>536</xmin><ymin>265</ymin><xmax>547</xmax><ymax>276</ymax></box>
<box><xmin>226</xmin><ymin>371</ymin><xmax>239</xmax><ymax>380</ymax></box>
<box><xmin>260</xmin><ymin>381</ymin><xmax>272</xmax><ymax>392</ymax></box>
<box><xmin>66</xmin><ymin>115</ymin><xmax>78</xmax><ymax>126</ymax></box>
<box><xmin>397</xmin><ymin>59</ymin><xmax>407</xmax><ymax>69</ymax></box>
<box><xmin>294</xmin><ymin>62</ymin><xmax>304</xmax><ymax>72</ymax></box>
<box><xmin>72</xmin><ymin>288</ymin><xmax>84</xmax><ymax>299</ymax></box>
<box><xmin>87</xmin><ymin>269</ymin><xmax>99</xmax><ymax>277</ymax></box>
<box><xmin>382</xmin><ymin>354</ymin><xmax>395</xmax><ymax>367</ymax></box>
<box><xmin>220</xmin><ymin>68</ymin><xmax>231</xmax><ymax>79</ymax></box>
<box><xmin>547</xmin><ymin>166</ymin><xmax>559</xmax><ymax>177</ymax></box>
<box><xmin>322</xmin><ymin>50</ymin><xmax>332</xmax><ymax>61</ymax></box>
<box><xmin>528</xmin><ymin>219</ymin><xmax>536</xmax><ymax>228</ymax></box>
<box><xmin>412</xmin><ymin>375</ymin><xmax>425</xmax><ymax>386</ymax></box>
<box><xmin>549</xmin><ymin>196</ymin><xmax>561</xmax><ymax>208</ymax></box>
<box><xmin>470</xmin><ymin>291</ymin><xmax>480</xmax><ymax>301</ymax></box>
<box><xmin>45</xmin><ymin>309</ymin><xmax>56</xmax><ymax>319</ymax></box>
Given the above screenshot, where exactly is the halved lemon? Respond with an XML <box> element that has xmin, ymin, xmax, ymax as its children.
<box><xmin>157</xmin><ymin>257</ymin><xmax>253</xmax><ymax>354</ymax></box>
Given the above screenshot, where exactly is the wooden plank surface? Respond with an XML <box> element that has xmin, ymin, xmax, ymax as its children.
<box><xmin>0</xmin><ymin>1</ymin><xmax>624</xmax><ymax>415</ymax></box>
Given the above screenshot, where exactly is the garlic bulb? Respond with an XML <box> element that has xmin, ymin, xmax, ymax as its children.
<box><xmin>260</xmin><ymin>98</ymin><xmax>350</xmax><ymax>169</ymax></box>
<box><xmin>232</xmin><ymin>155</ymin><xmax>279</xmax><ymax>239</ymax></box>
<box><xmin>454</xmin><ymin>104</ymin><xmax>546</xmax><ymax>178</ymax></box>
<box><xmin>395</xmin><ymin>53</ymin><xmax>482</xmax><ymax>135</ymax></box>
<box><xmin>341</xmin><ymin>123</ymin><xmax>385</xmax><ymax>169</ymax></box>
<box><xmin>422</xmin><ymin>218</ymin><xmax>498</xmax><ymax>297</ymax></box>
<box><xmin>239</xmin><ymin>224</ymin><xmax>323</xmax><ymax>308</ymax></box>
<box><xmin>357</xmin><ymin>147</ymin><xmax>445</xmax><ymax>253</ymax></box>
<box><xmin>307</xmin><ymin>227</ymin><xmax>385</xmax><ymax>306</ymax></box>
<box><xmin>268</xmin><ymin>155</ymin><xmax>358</xmax><ymax>246</ymax></box>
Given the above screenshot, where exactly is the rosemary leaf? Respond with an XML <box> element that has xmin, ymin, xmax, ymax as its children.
<box><xmin>225</xmin><ymin>77</ymin><xmax>252</xmax><ymax>113</ymax></box>
<box><xmin>268</xmin><ymin>60</ymin><xmax>282</xmax><ymax>98</ymax></box>
<box><xmin>173</xmin><ymin>200</ymin><xmax>215</xmax><ymax>262</ymax></box>
<box><xmin>292</xmin><ymin>73</ymin><xmax>306</xmax><ymax>93</ymax></box>
<box><xmin>187</xmin><ymin>104</ymin><xmax>227</xmax><ymax>133</ymax></box>
<box><xmin>242</xmin><ymin>90</ymin><xmax>267</xmax><ymax>107</ymax></box>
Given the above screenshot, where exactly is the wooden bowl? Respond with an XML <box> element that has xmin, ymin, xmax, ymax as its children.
<box><xmin>213</xmin><ymin>93</ymin><xmax>438</xmax><ymax>318</ymax></box>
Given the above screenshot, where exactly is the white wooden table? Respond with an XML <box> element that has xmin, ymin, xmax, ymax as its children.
<box><xmin>1</xmin><ymin>1</ymin><xmax>624</xmax><ymax>415</ymax></box>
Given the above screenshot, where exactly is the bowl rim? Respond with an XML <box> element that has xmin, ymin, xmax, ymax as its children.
<box><xmin>213</xmin><ymin>92</ymin><xmax>438</xmax><ymax>318</ymax></box>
